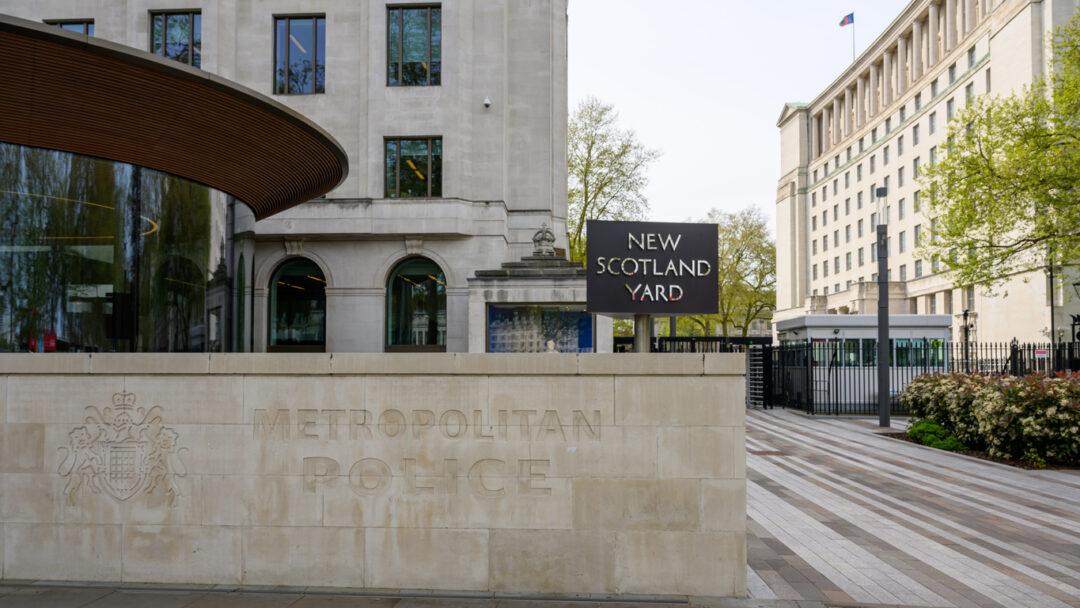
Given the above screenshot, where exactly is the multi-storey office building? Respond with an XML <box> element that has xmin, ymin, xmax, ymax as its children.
<box><xmin>776</xmin><ymin>0</ymin><xmax>1079</xmax><ymax>343</ymax></box>
<box><xmin>0</xmin><ymin>0</ymin><xmax>576</xmax><ymax>353</ymax></box>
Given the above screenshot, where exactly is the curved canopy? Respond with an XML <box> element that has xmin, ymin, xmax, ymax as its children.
<box><xmin>0</xmin><ymin>14</ymin><xmax>348</xmax><ymax>220</ymax></box>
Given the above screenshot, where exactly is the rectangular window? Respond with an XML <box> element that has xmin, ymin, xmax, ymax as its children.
<box><xmin>898</xmin><ymin>167</ymin><xmax>905</xmax><ymax>188</ymax></box>
<box><xmin>886</xmin><ymin>117</ymin><xmax>892</xmax><ymax>132</ymax></box>
<box><xmin>945</xmin><ymin>289</ymin><xmax>953</xmax><ymax>313</ymax></box>
<box><xmin>845</xmin><ymin>198</ymin><xmax>850</xmax><ymax>215</ymax></box>
<box><xmin>385</xmin><ymin>137</ymin><xmax>443</xmax><ymax>197</ymax></box>
<box><xmin>932</xmin><ymin>79</ymin><xmax>939</xmax><ymax>97</ymax></box>
<box><xmin>871</xmin><ymin>212</ymin><xmax>877</xmax><ymax>226</ymax></box>
<box><xmin>835</xmin><ymin>156</ymin><xmax>841</xmax><ymax>170</ymax></box>
<box><xmin>857</xmin><ymin>164</ymin><xmax>863</xmax><ymax>181</ymax></box>
<box><xmin>833</xmin><ymin>179</ymin><xmax>838</xmax><ymax>195</ymax></box>
<box><xmin>859</xmin><ymin>138</ymin><xmax>865</xmax><ymax>153</ymax></box>
<box><xmin>929</xmin><ymin>146</ymin><xmax>937</xmax><ymax>164</ymax></box>
<box><xmin>986</xmin><ymin>68</ymin><xmax>992</xmax><ymax>92</ymax></box>
<box><xmin>812</xmin><ymin>240</ymin><xmax>817</xmax><ymax>254</ymax></box>
<box><xmin>929</xmin><ymin>112</ymin><xmax>937</xmax><ymax>134</ymax></box>
<box><xmin>845</xmin><ymin>172</ymin><xmax>850</xmax><ymax>188</ymax></box>
<box><xmin>913</xmin><ymin>124</ymin><xmax>920</xmax><ymax>146</ymax></box>
<box><xmin>824</xmin><ymin>286</ymin><xmax>829</xmax><ymax>295</ymax></box>
<box><xmin>834</xmin><ymin>257</ymin><xmax>840</xmax><ymax>274</ymax></box>
<box><xmin>274</xmin><ymin>16</ymin><xmax>326</xmax><ymax>94</ymax></box>
<box><xmin>966</xmin><ymin>286</ymin><xmax>975</xmax><ymax>310</ymax></box>
<box><xmin>813</xmin><ymin>169</ymin><xmax>818</xmax><ymax>182</ymax></box>
<box><xmin>822</xmin><ymin>186</ymin><xmax>827</xmax><ymax>202</ymax></box>
<box><xmin>949</xmin><ymin>63</ymin><xmax>957</xmax><ymax>83</ymax></box>
<box><xmin>967</xmin><ymin>46</ymin><xmax>976</xmax><ymax>68</ymax></box>
<box><xmin>966</xmin><ymin>83</ymin><xmax>975</xmax><ymax>103</ymax></box>
<box><xmin>947</xmin><ymin>98</ymin><xmax>956</xmax><ymax>120</ymax></box>
<box><xmin>150</xmin><ymin>11</ymin><xmax>201</xmax><ymax>67</ymax></box>
<box><xmin>914</xmin><ymin>190</ymin><xmax>921</xmax><ymax>211</ymax></box>
<box><xmin>812</xmin><ymin>216</ymin><xmax>817</xmax><ymax>231</ymax></box>
<box><xmin>847</xmin><ymin>147</ymin><xmax>852</xmax><ymax>161</ymax></box>
<box><xmin>813</xmin><ymin>265</ymin><xmax>818</xmax><ymax>280</ymax></box>
<box><xmin>913</xmin><ymin>157</ymin><xmax>920</xmax><ymax>178</ymax></box>
<box><xmin>870</xmin><ymin>155</ymin><xmax>876</xmax><ymax>173</ymax></box>
<box><xmin>870</xmin><ymin>185</ymin><xmax>877</xmax><ymax>203</ymax></box>
<box><xmin>833</xmin><ymin>230</ymin><xmax>839</xmax><ymax>248</ymax></box>
<box><xmin>388</xmin><ymin>5</ymin><xmax>441</xmax><ymax>86</ymax></box>
<box><xmin>858</xmin><ymin>247</ymin><xmax>864</xmax><ymax>266</ymax></box>
<box><xmin>900</xmin><ymin>106</ymin><xmax>906</xmax><ymax>121</ymax></box>
<box><xmin>898</xmin><ymin>135</ymin><xmax>904</xmax><ymax>156</ymax></box>
<box><xmin>845</xmin><ymin>224</ymin><xmax>851</xmax><ymax>242</ymax></box>
<box><xmin>872</xmin><ymin>127</ymin><xmax>878</xmax><ymax>141</ymax></box>
<box><xmin>900</xmin><ymin>265</ymin><xmax>907</xmax><ymax>281</ymax></box>
<box><xmin>823</xmin><ymin>235</ymin><xmax>828</xmax><ymax>252</ymax></box>
<box><xmin>823</xmin><ymin>211</ymin><xmax>828</xmax><ymax>227</ymax></box>
<box><xmin>46</xmin><ymin>19</ymin><xmax>94</xmax><ymax>35</ymax></box>
<box><xmin>812</xmin><ymin>192</ymin><xmax>816</xmax><ymax>207</ymax></box>
<box><xmin>899</xmin><ymin>198</ymin><xmax>905</xmax><ymax>219</ymax></box>
<box><xmin>899</xmin><ymin>231</ymin><xmax>906</xmax><ymax>253</ymax></box>
<box><xmin>883</xmin><ymin>145</ymin><xmax>890</xmax><ymax>166</ymax></box>
<box><xmin>858</xmin><ymin>219</ymin><xmax>864</xmax><ymax>237</ymax></box>
<box><xmin>857</xmin><ymin>192</ymin><xmax>863</xmax><ymax>209</ymax></box>
<box><xmin>833</xmin><ymin>204</ymin><xmax>838</xmax><ymax>221</ymax></box>
<box><xmin>915</xmin><ymin>93</ymin><xmax>922</xmax><ymax>110</ymax></box>
<box><xmin>823</xmin><ymin>262</ymin><xmax>829</xmax><ymax>277</ymax></box>
<box><xmin>914</xmin><ymin>224</ymin><xmax>922</xmax><ymax>246</ymax></box>
<box><xmin>846</xmin><ymin>252</ymin><xmax>852</xmax><ymax>270</ymax></box>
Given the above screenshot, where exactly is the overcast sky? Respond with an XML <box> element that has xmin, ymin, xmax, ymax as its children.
<box><xmin>567</xmin><ymin>0</ymin><xmax>911</xmax><ymax>230</ymax></box>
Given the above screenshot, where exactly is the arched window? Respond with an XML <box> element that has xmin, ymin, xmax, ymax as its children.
<box><xmin>269</xmin><ymin>258</ymin><xmax>326</xmax><ymax>351</ymax></box>
<box><xmin>386</xmin><ymin>257</ymin><xmax>446</xmax><ymax>351</ymax></box>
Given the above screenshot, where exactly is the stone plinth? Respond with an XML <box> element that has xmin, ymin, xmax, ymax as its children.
<box><xmin>0</xmin><ymin>353</ymin><xmax>746</xmax><ymax>599</ymax></box>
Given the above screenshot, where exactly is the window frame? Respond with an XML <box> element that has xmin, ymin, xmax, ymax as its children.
<box><xmin>44</xmin><ymin>19</ymin><xmax>94</xmax><ymax>35</ymax></box>
<box><xmin>384</xmin><ymin>136</ymin><xmax>444</xmax><ymax>198</ymax></box>
<box><xmin>273</xmin><ymin>14</ymin><xmax>327</xmax><ymax>95</ymax></box>
<box><xmin>387</xmin><ymin>4</ymin><xmax>442</xmax><ymax>87</ymax></box>
<box><xmin>149</xmin><ymin>10</ymin><xmax>201</xmax><ymax>67</ymax></box>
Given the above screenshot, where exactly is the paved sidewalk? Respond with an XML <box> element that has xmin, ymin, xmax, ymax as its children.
<box><xmin>746</xmin><ymin>408</ymin><xmax>1080</xmax><ymax>608</ymax></box>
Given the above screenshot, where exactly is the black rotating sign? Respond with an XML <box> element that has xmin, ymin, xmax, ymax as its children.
<box><xmin>586</xmin><ymin>220</ymin><xmax>718</xmax><ymax>314</ymax></box>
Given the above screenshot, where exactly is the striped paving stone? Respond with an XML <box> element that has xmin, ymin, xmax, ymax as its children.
<box><xmin>746</xmin><ymin>408</ymin><xmax>1080</xmax><ymax>608</ymax></box>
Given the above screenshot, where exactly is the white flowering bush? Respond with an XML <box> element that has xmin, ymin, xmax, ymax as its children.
<box><xmin>901</xmin><ymin>372</ymin><xmax>1080</xmax><ymax>464</ymax></box>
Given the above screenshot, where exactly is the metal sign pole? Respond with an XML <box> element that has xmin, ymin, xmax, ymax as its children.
<box><xmin>876</xmin><ymin>187</ymin><xmax>890</xmax><ymax>428</ymax></box>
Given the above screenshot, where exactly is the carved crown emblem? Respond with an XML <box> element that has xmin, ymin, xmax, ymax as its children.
<box><xmin>532</xmin><ymin>223</ymin><xmax>556</xmax><ymax>256</ymax></box>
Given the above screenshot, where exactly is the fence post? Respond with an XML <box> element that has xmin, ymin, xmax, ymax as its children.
<box><xmin>1010</xmin><ymin>342</ymin><xmax>1019</xmax><ymax>376</ymax></box>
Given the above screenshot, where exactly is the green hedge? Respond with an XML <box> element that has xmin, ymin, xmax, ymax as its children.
<box><xmin>900</xmin><ymin>372</ymin><xmax>1080</xmax><ymax>464</ymax></box>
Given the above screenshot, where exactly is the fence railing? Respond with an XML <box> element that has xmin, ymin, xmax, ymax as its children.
<box><xmin>756</xmin><ymin>340</ymin><xmax>1080</xmax><ymax>415</ymax></box>
<box><xmin>613</xmin><ymin>336</ymin><xmax>771</xmax><ymax>353</ymax></box>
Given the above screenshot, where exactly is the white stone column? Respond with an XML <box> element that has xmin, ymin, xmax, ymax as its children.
<box><xmin>913</xmin><ymin>18</ymin><xmax>924</xmax><ymax>81</ymax></box>
<box><xmin>869</xmin><ymin>63</ymin><xmax>879</xmax><ymax>116</ymax></box>
<box><xmin>445</xmin><ymin>287</ymin><xmax>470</xmax><ymax>353</ymax></box>
<box><xmin>883</xmin><ymin>51</ymin><xmax>893</xmax><ymax>107</ymax></box>
<box><xmin>811</xmin><ymin>113</ymin><xmax>820</xmax><ymax>158</ymax></box>
<box><xmin>844</xmin><ymin>87</ymin><xmax>853</xmax><ymax>134</ymax></box>
<box><xmin>946</xmin><ymin>0</ymin><xmax>957</xmax><ymax>51</ymax></box>
<box><xmin>897</xmin><ymin>35</ymin><xmax>908</xmax><ymax>93</ymax></box>
<box><xmin>856</xmin><ymin>76</ymin><xmax>866</xmax><ymax>126</ymax></box>
<box><xmin>964</xmin><ymin>0</ymin><xmax>975</xmax><ymax>33</ymax></box>
<box><xmin>929</xmin><ymin>2</ymin><xmax>940</xmax><ymax>66</ymax></box>
<box><xmin>833</xmin><ymin>98</ymin><xmax>842</xmax><ymax>144</ymax></box>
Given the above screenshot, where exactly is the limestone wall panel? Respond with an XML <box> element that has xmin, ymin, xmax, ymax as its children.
<box><xmin>364</xmin><ymin>528</ymin><xmax>489</xmax><ymax>591</ymax></box>
<box><xmin>241</xmin><ymin>525</ymin><xmax>364</xmax><ymax>588</ymax></box>
<box><xmin>122</xmin><ymin>525</ymin><xmax>242</xmax><ymax>584</ymax></box>
<box><xmin>4</xmin><ymin>523</ymin><xmax>122</xmax><ymax>581</ymax></box>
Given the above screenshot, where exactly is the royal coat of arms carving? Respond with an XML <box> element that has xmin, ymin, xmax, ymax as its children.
<box><xmin>57</xmin><ymin>392</ymin><xmax>188</xmax><ymax>507</ymax></box>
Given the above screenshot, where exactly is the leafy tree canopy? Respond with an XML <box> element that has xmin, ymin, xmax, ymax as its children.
<box><xmin>920</xmin><ymin>13</ymin><xmax>1080</xmax><ymax>292</ymax></box>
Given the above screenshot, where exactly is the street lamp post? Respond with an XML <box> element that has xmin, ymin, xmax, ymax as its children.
<box><xmin>876</xmin><ymin>186</ymin><xmax>890</xmax><ymax>428</ymax></box>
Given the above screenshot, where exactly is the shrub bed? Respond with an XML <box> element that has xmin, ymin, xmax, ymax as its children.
<box><xmin>900</xmin><ymin>372</ymin><xmax>1080</xmax><ymax>465</ymax></box>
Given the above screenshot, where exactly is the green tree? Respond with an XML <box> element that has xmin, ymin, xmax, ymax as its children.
<box><xmin>567</xmin><ymin>97</ymin><xmax>660</xmax><ymax>262</ymax></box>
<box><xmin>920</xmin><ymin>14</ymin><xmax>1080</xmax><ymax>292</ymax></box>
<box><xmin>683</xmin><ymin>207</ymin><xmax>776</xmax><ymax>337</ymax></box>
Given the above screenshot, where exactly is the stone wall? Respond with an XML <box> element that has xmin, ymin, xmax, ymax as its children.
<box><xmin>0</xmin><ymin>353</ymin><xmax>745</xmax><ymax>599</ymax></box>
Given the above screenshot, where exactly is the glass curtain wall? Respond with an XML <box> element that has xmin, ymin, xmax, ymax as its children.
<box><xmin>0</xmin><ymin>142</ymin><xmax>230</xmax><ymax>352</ymax></box>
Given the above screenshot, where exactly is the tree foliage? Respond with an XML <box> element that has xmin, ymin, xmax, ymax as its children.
<box><xmin>920</xmin><ymin>13</ymin><xmax>1080</xmax><ymax>292</ymax></box>
<box><xmin>682</xmin><ymin>207</ymin><xmax>776</xmax><ymax>337</ymax></box>
<box><xmin>567</xmin><ymin>97</ymin><xmax>660</xmax><ymax>262</ymax></box>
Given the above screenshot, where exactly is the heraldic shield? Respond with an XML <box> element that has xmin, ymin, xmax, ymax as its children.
<box><xmin>58</xmin><ymin>391</ymin><xmax>187</xmax><ymax>506</ymax></box>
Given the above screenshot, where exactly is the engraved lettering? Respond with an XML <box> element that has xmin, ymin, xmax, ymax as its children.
<box><xmin>348</xmin><ymin>458</ymin><xmax>391</xmax><ymax>495</ymax></box>
<box><xmin>303</xmin><ymin>456</ymin><xmax>339</xmax><ymax>491</ymax></box>
<box><xmin>473</xmin><ymin>410</ymin><xmax>495</xmax><ymax>439</ymax></box>
<box><xmin>349</xmin><ymin>409</ymin><xmax>373</xmax><ymax>439</ymax></box>
<box><xmin>324</xmin><ymin>409</ymin><xmax>345</xmax><ymax>440</ymax></box>
<box><xmin>297</xmin><ymin>409</ymin><xmax>319</xmax><ymax>439</ymax></box>
<box><xmin>572</xmin><ymin>409</ymin><xmax>602</xmax><ymax>440</ymax></box>
<box><xmin>253</xmin><ymin>409</ymin><xmax>290</xmax><ymax>440</ymax></box>
<box><xmin>440</xmin><ymin>410</ymin><xmax>468</xmax><ymax>438</ymax></box>
<box><xmin>412</xmin><ymin>409</ymin><xmax>435</xmax><ymax>438</ymax></box>
<box><xmin>379</xmin><ymin>409</ymin><xmax>406</xmax><ymax>437</ymax></box>
<box><xmin>517</xmin><ymin>459</ymin><xmax>552</xmax><ymax>495</ymax></box>
<box><xmin>404</xmin><ymin>458</ymin><xmax>435</xmax><ymax>493</ymax></box>
<box><xmin>468</xmin><ymin>458</ymin><xmax>505</xmax><ymax>497</ymax></box>
<box><xmin>511</xmin><ymin>410</ymin><xmax>536</xmax><ymax>440</ymax></box>
<box><xmin>536</xmin><ymin>410</ymin><xmax>566</xmax><ymax>441</ymax></box>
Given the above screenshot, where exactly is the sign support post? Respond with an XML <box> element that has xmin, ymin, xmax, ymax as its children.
<box><xmin>875</xmin><ymin>187</ymin><xmax>890</xmax><ymax>428</ymax></box>
<box><xmin>634</xmin><ymin>314</ymin><xmax>651</xmax><ymax>353</ymax></box>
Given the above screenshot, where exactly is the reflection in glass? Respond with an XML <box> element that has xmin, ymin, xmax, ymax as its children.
<box><xmin>387</xmin><ymin>6</ymin><xmax>440</xmax><ymax>86</ymax></box>
<box><xmin>0</xmin><ymin>142</ymin><xmax>228</xmax><ymax>352</ymax></box>
<box><xmin>50</xmin><ymin>21</ymin><xmax>94</xmax><ymax>36</ymax></box>
<box><xmin>151</xmin><ymin>11</ymin><xmax>200</xmax><ymax>67</ymax></box>
<box><xmin>275</xmin><ymin>16</ymin><xmax>326</xmax><ymax>95</ymax></box>
<box><xmin>269</xmin><ymin>258</ymin><xmax>325</xmax><ymax>350</ymax></box>
<box><xmin>487</xmin><ymin>305</ymin><xmax>592</xmax><ymax>353</ymax></box>
<box><xmin>385</xmin><ymin>138</ymin><xmax>441</xmax><ymax>198</ymax></box>
<box><xmin>386</xmin><ymin>257</ymin><xmax>445</xmax><ymax>349</ymax></box>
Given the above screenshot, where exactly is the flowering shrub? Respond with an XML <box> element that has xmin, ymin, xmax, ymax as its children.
<box><xmin>900</xmin><ymin>372</ymin><xmax>1080</xmax><ymax>464</ymax></box>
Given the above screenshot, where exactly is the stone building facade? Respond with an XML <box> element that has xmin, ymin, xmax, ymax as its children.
<box><xmin>1</xmin><ymin>0</ymin><xmax>572</xmax><ymax>352</ymax></box>
<box><xmin>776</xmin><ymin>0</ymin><xmax>1079</xmax><ymax>342</ymax></box>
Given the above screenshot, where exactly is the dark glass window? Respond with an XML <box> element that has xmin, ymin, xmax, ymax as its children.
<box><xmin>46</xmin><ymin>20</ymin><xmax>94</xmax><ymax>35</ymax></box>
<box><xmin>274</xmin><ymin>16</ymin><xmax>326</xmax><ymax>94</ymax></box>
<box><xmin>0</xmin><ymin>142</ymin><xmax>228</xmax><ymax>352</ymax></box>
<box><xmin>385</xmin><ymin>137</ymin><xmax>442</xmax><ymax>198</ymax></box>
<box><xmin>151</xmin><ymin>11</ymin><xmax>201</xmax><ymax>67</ymax></box>
<box><xmin>388</xmin><ymin>5</ymin><xmax>441</xmax><ymax>86</ymax></box>
<box><xmin>387</xmin><ymin>257</ymin><xmax>446</xmax><ymax>350</ymax></box>
<box><xmin>269</xmin><ymin>258</ymin><xmax>326</xmax><ymax>351</ymax></box>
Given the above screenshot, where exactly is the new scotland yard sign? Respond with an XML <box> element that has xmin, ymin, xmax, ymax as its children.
<box><xmin>586</xmin><ymin>220</ymin><xmax>718</xmax><ymax>315</ymax></box>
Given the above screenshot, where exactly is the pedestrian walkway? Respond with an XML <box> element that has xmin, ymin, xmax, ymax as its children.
<box><xmin>746</xmin><ymin>408</ymin><xmax>1080</xmax><ymax>608</ymax></box>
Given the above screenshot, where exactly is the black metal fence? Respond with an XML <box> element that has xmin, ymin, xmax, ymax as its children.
<box><xmin>755</xmin><ymin>340</ymin><xmax>1080</xmax><ymax>415</ymax></box>
<box><xmin>613</xmin><ymin>336</ymin><xmax>771</xmax><ymax>353</ymax></box>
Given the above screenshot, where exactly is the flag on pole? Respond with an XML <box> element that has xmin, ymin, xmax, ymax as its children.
<box><xmin>839</xmin><ymin>13</ymin><xmax>854</xmax><ymax>26</ymax></box>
